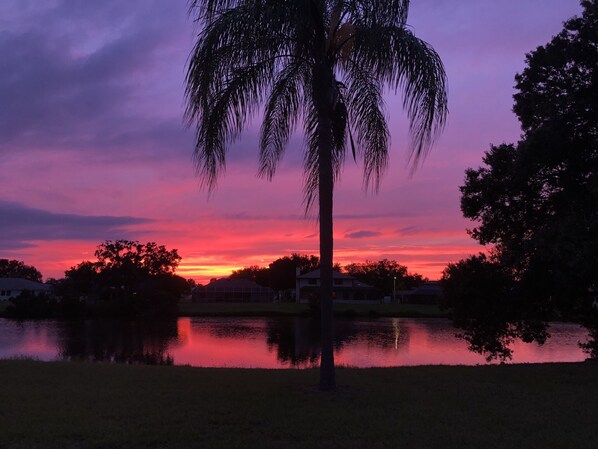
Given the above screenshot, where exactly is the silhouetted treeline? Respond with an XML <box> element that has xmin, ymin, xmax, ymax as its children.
<box><xmin>229</xmin><ymin>254</ymin><xmax>425</xmax><ymax>297</ymax></box>
<box><xmin>3</xmin><ymin>241</ymin><xmax>193</xmax><ymax>320</ymax></box>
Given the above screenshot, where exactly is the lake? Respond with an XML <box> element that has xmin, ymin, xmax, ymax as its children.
<box><xmin>0</xmin><ymin>317</ymin><xmax>590</xmax><ymax>367</ymax></box>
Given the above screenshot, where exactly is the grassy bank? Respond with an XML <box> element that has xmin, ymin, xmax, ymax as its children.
<box><xmin>1</xmin><ymin>361</ymin><xmax>596</xmax><ymax>448</ymax></box>
<box><xmin>178</xmin><ymin>302</ymin><xmax>446</xmax><ymax>318</ymax></box>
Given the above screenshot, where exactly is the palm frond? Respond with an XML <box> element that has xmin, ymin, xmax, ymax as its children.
<box><xmin>342</xmin><ymin>0</ymin><xmax>410</xmax><ymax>28</ymax></box>
<box><xmin>351</xmin><ymin>23</ymin><xmax>448</xmax><ymax>165</ymax></box>
<box><xmin>258</xmin><ymin>62</ymin><xmax>308</xmax><ymax>180</ymax></box>
<box><xmin>189</xmin><ymin>0</ymin><xmax>275</xmax><ymax>26</ymax></box>
<box><xmin>302</xmin><ymin>99</ymin><xmax>321</xmax><ymax>215</ymax></box>
<box><xmin>186</xmin><ymin>0</ymin><xmax>447</xmax><ymax>203</ymax></box>
<box><xmin>186</xmin><ymin>2</ymin><xmax>306</xmax><ymax>190</ymax></box>
<box><xmin>342</xmin><ymin>61</ymin><xmax>389</xmax><ymax>191</ymax></box>
<box><xmin>302</xmin><ymin>86</ymin><xmax>347</xmax><ymax>215</ymax></box>
<box><xmin>185</xmin><ymin>5</ymin><xmax>295</xmax><ymax>117</ymax></box>
<box><xmin>192</xmin><ymin>59</ymin><xmax>274</xmax><ymax>190</ymax></box>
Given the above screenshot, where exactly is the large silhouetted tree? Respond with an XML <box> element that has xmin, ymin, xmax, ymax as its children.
<box><xmin>269</xmin><ymin>254</ymin><xmax>322</xmax><ymax>291</ymax></box>
<box><xmin>445</xmin><ymin>1</ymin><xmax>598</xmax><ymax>360</ymax></box>
<box><xmin>185</xmin><ymin>0</ymin><xmax>447</xmax><ymax>390</ymax></box>
<box><xmin>229</xmin><ymin>265</ymin><xmax>271</xmax><ymax>286</ymax></box>
<box><xmin>59</xmin><ymin>240</ymin><xmax>186</xmax><ymax>318</ymax></box>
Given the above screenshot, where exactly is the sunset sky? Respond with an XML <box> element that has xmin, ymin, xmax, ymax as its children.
<box><xmin>0</xmin><ymin>0</ymin><xmax>582</xmax><ymax>284</ymax></box>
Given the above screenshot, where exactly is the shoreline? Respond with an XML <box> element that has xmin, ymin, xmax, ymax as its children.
<box><xmin>177</xmin><ymin>302</ymin><xmax>447</xmax><ymax>318</ymax></box>
<box><xmin>0</xmin><ymin>301</ymin><xmax>448</xmax><ymax>319</ymax></box>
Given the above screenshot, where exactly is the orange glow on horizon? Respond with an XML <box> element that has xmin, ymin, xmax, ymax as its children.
<box><xmin>6</xmin><ymin>199</ymin><xmax>483</xmax><ymax>284</ymax></box>
<box><xmin>176</xmin><ymin>243</ymin><xmax>483</xmax><ymax>284</ymax></box>
<box><xmin>13</xmin><ymin>233</ymin><xmax>482</xmax><ymax>284</ymax></box>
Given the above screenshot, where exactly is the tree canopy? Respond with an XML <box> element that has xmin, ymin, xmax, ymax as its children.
<box><xmin>93</xmin><ymin>240</ymin><xmax>181</xmax><ymax>276</ymax></box>
<box><xmin>513</xmin><ymin>0</ymin><xmax>598</xmax><ymax>141</ymax></box>
<box><xmin>58</xmin><ymin>240</ymin><xmax>186</xmax><ymax>318</ymax></box>
<box><xmin>229</xmin><ymin>265</ymin><xmax>271</xmax><ymax>287</ymax></box>
<box><xmin>444</xmin><ymin>0</ymin><xmax>598</xmax><ymax>360</ymax></box>
<box><xmin>269</xmin><ymin>254</ymin><xmax>322</xmax><ymax>291</ymax></box>
<box><xmin>229</xmin><ymin>255</ymin><xmax>424</xmax><ymax>298</ymax></box>
<box><xmin>0</xmin><ymin>259</ymin><xmax>43</xmax><ymax>282</ymax></box>
<box><xmin>344</xmin><ymin>259</ymin><xmax>424</xmax><ymax>295</ymax></box>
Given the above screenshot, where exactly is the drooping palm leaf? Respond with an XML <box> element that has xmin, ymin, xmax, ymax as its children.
<box><xmin>259</xmin><ymin>62</ymin><xmax>307</xmax><ymax>180</ymax></box>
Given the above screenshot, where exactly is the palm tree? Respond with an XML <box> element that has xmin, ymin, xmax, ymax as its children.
<box><xmin>185</xmin><ymin>0</ymin><xmax>447</xmax><ymax>391</ymax></box>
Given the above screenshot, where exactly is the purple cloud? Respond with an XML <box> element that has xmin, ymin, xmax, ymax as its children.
<box><xmin>0</xmin><ymin>0</ymin><xmax>192</xmax><ymax>160</ymax></box>
<box><xmin>344</xmin><ymin>230</ymin><xmax>383</xmax><ymax>239</ymax></box>
<box><xmin>0</xmin><ymin>201</ymin><xmax>152</xmax><ymax>250</ymax></box>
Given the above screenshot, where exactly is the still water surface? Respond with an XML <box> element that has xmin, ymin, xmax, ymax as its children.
<box><xmin>0</xmin><ymin>317</ymin><xmax>589</xmax><ymax>368</ymax></box>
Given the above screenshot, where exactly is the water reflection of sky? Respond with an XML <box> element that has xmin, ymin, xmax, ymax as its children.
<box><xmin>0</xmin><ymin>320</ymin><xmax>61</xmax><ymax>361</ymax></box>
<box><xmin>0</xmin><ymin>318</ymin><xmax>590</xmax><ymax>368</ymax></box>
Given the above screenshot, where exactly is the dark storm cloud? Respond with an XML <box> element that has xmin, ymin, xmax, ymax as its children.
<box><xmin>0</xmin><ymin>201</ymin><xmax>153</xmax><ymax>249</ymax></box>
<box><xmin>0</xmin><ymin>0</ymin><xmax>191</xmax><ymax>157</ymax></box>
<box><xmin>344</xmin><ymin>230</ymin><xmax>382</xmax><ymax>239</ymax></box>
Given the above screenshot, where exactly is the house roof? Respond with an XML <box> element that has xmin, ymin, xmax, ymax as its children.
<box><xmin>297</xmin><ymin>269</ymin><xmax>354</xmax><ymax>280</ymax></box>
<box><xmin>297</xmin><ymin>270</ymin><xmax>376</xmax><ymax>290</ymax></box>
<box><xmin>195</xmin><ymin>277</ymin><xmax>271</xmax><ymax>290</ymax></box>
<box><xmin>0</xmin><ymin>278</ymin><xmax>50</xmax><ymax>291</ymax></box>
<box><xmin>397</xmin><ymin>282</ymin><xmax>442</xmax><ymax>296</ymax></box>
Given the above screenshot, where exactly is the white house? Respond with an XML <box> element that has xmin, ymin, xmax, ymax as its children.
<box><xmin>295</xmin><ymin>269</ymin><xmax>379</xmax><ymax>303</ymax></box>
<box><xmin>0</xmin><ymin>278</ymin><xmax>51</xmax><ymax>301</ymax></box>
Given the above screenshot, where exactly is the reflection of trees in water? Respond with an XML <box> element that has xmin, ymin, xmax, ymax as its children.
<box><xmin>266</xmin><ymin>318</ymin><xmax>383</xmax><ymax>366</ymax></box>
<box><xmin>351</xmin><ymin>318</ymin><xmax>412</xmax><ymax>350</ymax></box>
<box><xmin>57</xmin><ymin>320</ymin><xmax>179</xmax><ymax>365</ymax></box>
<box><xmin>266</xmin><ymin>318</ymin><xmax>320</xmax><ymax>366</ymax></box>
<box><xmin>579</xmin><ymin>310</ymin><xmax>598</xmax><ymax>360</ymax></box>
<box><xmin>205</xmin><ymin>319</ymin><xmax>265</xmax><ymax>339</ymax></box>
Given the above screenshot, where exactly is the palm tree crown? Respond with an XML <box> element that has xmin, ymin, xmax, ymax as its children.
<box><xmin>185</xmin><ymin>0</ymin><xmax>447</xmax><ymax>207</ymax></box>
<box><xmin>185</xmin><ymin>0</ymin><xmax>448</xmax><ymax>390</ymax></box>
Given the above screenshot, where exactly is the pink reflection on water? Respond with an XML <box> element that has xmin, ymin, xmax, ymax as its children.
<box><xmin>170</xmin><ymin>318</ymin><xmax>284</xmax><ymax>368</ymax></box>
<box><xmin>0</xmin><ymin>320</ymin><xmax>60</xmax><ymax>361</ymax></box>
<box><xmin>0</xmin><ymin>317</ymin><xmax>590</xmax><ymax>367</ymax></box>
<box><xmin>170</xmin><ymin>318</ymin><xmax>589</xmax><ymax>368</ymax></box>
<box><xmin>333</xmin><ymin>319</ymin><xmax>588</xmax><ymax>367</ymax></box>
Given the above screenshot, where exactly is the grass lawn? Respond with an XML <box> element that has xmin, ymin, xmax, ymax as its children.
<box><xmin>1</xmin><ymin>361</ymin><xmax>597</xmax><ymax>448</ymax></box>
<box><xmin>178</xmin><ymin>302</ymin><xmax>446</xmax><ymax>318</ymax></box>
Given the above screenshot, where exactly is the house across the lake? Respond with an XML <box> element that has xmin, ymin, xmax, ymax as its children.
<box><xmin>295</xmin><ymin>269</ymin><xmax>379</xmax><ymax>303</ymax></box>
<box><xmin>192</xmin><ymin>278</ymin><xmax>274</xmax><ymax>303</ymax></box>
<box><xmin>396</xmin><ymin>281</ymin><xmax>443</xmax><ymax>305</ymax></box>
<box><xmin>0</xmin><ymin>278</ymin><xmax>51</xmax><ymax>301</ymax></box>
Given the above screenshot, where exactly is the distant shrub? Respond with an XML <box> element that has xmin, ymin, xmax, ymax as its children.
<box><xmin>8</xmin><ymin>291</ymin><xmax>57</xmax><ymax>319</ymax></box>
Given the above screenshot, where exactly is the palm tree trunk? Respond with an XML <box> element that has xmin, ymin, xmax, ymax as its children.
<box><xmin>314</xmin><ymin>63</ymin><xmax>336</xmax><ymax>391</ymax></box>
<box><xmin>318</xmin><ymin>116</ymin><xmax>335</xmax><ymax>391</ymax></box>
